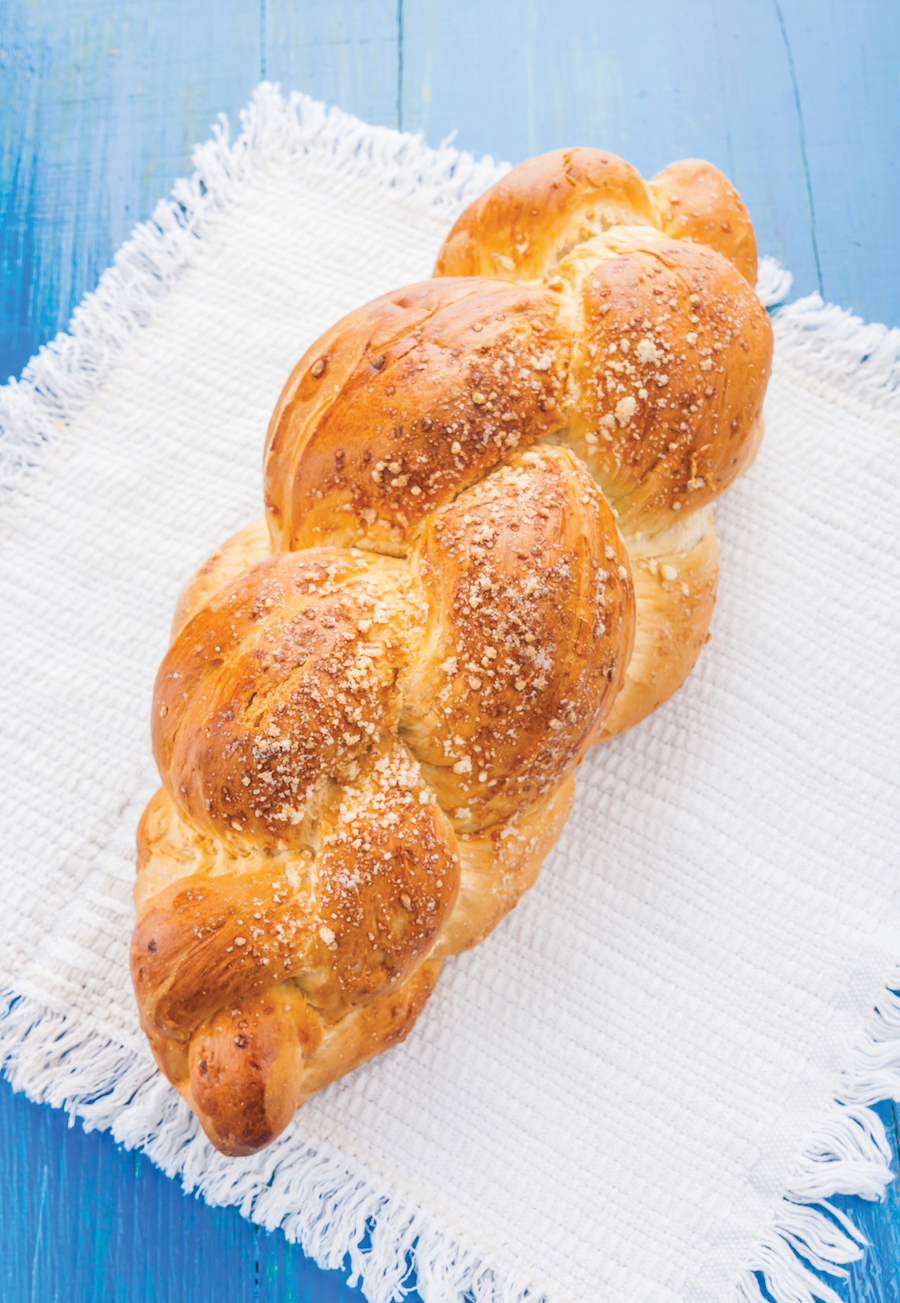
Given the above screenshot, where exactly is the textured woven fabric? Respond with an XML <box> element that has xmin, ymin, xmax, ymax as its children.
<box><xmin>1</xmin><ymin>88</ymin><xmax>899</xmax><ymax>1303</ymax></box>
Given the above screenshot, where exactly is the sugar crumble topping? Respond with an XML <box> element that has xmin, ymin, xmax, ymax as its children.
<box><xmin>138</xmin><ymin>178</ymin><xmax>770</xmax><ymax>1097</ymax></box>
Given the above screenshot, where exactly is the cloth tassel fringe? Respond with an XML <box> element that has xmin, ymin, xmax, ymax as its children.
<box><xmin>0</xmin><ymin>81</ymin><xmax>506</xmax><ymax>503</ymax></box>
<box><xmin>771</xmin><ymin>291</ymin><xmax>900</xmax><ymax>411</ymax></box>
<box><xmin>733</xmin><ymin>970</ymin><xmax>900</xmax><ymax>1301</ymax></box>
<box><xmin>0</xmin><ymin>988</ymin><xmax>538</xmax><ymax>1303</ymax></box>
<box><xmin>2</xmin><ymin>81</ymin><xmax>900</xmax><ymax>1303</ymax></box>
<box><xmin>755</xmin><ymin>254</ymin><xmax>793</xmax><ymax>308</ymax></box>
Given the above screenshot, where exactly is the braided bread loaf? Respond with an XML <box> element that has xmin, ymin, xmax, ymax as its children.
<box><xmin>133</xmin><ymin>149</ymin><xmax>772</xmax><ymax>1156</ymax></box>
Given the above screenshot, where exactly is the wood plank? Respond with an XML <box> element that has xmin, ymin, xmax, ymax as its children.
<box><xmin>776</xmin><ymin>0</ymin><xmax>900</xmax><ymax>326</ymax></box>
<box><xmin>0</xmin><ymin>1076</ymin><xmax>380</xmax><ymax>1301</ymax></box>
<box><xmin>399</xmin><ymin>0</ymin><xmax>900</xmax><ymax>324</ymax></box>
<box><xmin>0</xmin><ymin>0</ymin><xmax>262</xmax><ymax>383</ymax></box>
<box><xmin>0</xmin><ymin>0</ymin><xmax>405</xmax><ymax>385</ymax></box>
<box><xmin>398</xmin><ymin>0</ymin><xmax>813</xmax><ymax>280</ymax></box>
<box><xmin>3</xmin><ymin>1071</ymin><xmax>899</xmax><ymax>1299</ymax></box>
<box><xmin>264</xmin><ymin>0</ymin><xmax>399</xmax><ymax>131</ymax></box>
<box><xmin>832</xmin><ymin>1101</ymin><xmax>900</xmax><ymax>1303</ymax></box>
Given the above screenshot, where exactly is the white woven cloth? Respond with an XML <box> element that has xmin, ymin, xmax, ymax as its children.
<box><xmin>2</xmin><ymin>86</ymin><xmax>899</xmax><ymax>1303</ymax></box>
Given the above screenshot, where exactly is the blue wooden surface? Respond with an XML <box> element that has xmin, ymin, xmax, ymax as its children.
<box><xmin>2</xmin><ymin>2</ymin><xmax>900</xmax><ymax>1299</ymax></box>
<box><xmin>0</xmin><ymin>1076</ymin><xmax>372</xmax><ymax>1302</ymax></box>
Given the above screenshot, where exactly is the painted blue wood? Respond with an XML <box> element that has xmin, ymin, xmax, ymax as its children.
<box><xmin>2</xmin><ymin>1074</ymin><xmax>897</xmax><ymax>1302</ymax></box>
<box><xmin>398</xmin><ymin>0</ymin><xmax>900</xmax><ymax>327</ymax></box>
<box><xmin>0</xmin><ymin>1075</ymin><xmax>398</xmax><ymax>1302</ymax></box>
<box><xmin>831</xmin><ymin>1103</ymin><xmax>900</xmax><ymax>1303</ymax></box>
<box><xmin>1</xmin><ymin>2</ymin><xmax>900</xmax><ymax>1300</ymax></box>
<box><xmin>3</xmin><ymin>0</ymin><xmax>899</xmax><ymax>386</ymax></box>
<box><xmin>265</xmin><ymin>0</ymin><xmax>400</xmax><ymax>129</ymax></box>
<box><xmin>0</xmin><ymin>0</ymin><xmax>266</xmax><ymax>384</ymax></box>
<box><xmin>0</xmin><ymin>0</ymin><xmax>406</xmax><ymax>384</ymax></box>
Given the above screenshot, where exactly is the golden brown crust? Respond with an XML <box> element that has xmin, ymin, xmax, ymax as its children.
<box><xmin>132</xmin><ymin>864</ymin><xmax>316</xmax><ymax>1039</ymax></box>
<box><xmin>146</xmin><ymin>961</ymin><xmax>441</xmax><ymax>1155</ymax></box>
<box><xmin>294</xmin><ymin>959</ymin><xmax>442</xmax><ymax>1104</ymax></box>
<box><xmin>135</xmin><ymin>748</ymin><xmax>459</xmax><ymax>1025</ymax></box>
<box><xmin>648</xmin><ymin>159</ymin><xmax>758</xmax><ymax>284</ymax></box>
<box><xmin>434</xmin><ymin>148</ymin><xmax>658</xmax><ymax>281</ymax></box>
<box><xmin>185</xmin><ymin>984</ymin><xmax>315</xmax><ymax>1156</ymax></box>
<box><xmin>135</xmin><ymin>143</ymin><xmax>771</xmax><ymax>1156</ymax></box>
<box><xmin>153</xmin><ymin>549</ymin><xmax>416</xmax><ymax>846</ymax></box>
<box><xmin>136</xmin><ymin>449</ymin><xmax>630</xmax><ymax>1154</ymax></box>
<box><xmin>172</xmin><ymin>517</ymin><xmax>271</xmax><ymax>639</ymax></box>
<box><xmin>435</xmin><ymin>776</ymin><xmax>576</xmax><ymax>956</ymax></box>
<box><xmin>595</xmin><ymin>511</ymin><xmax>719</xmax><ymax>741</ymax></box>
<box><xmin>403</xmin><ymin>448</ymin><xmax>633</xmax><ymax>831</ymax></box>
<box><xmin>264</xmin><ymin>279</ymin><xmax>569</xmax><ymax>555</ymax></box>
<box><xmin>561</xmin><ymin>233</ymin><xmax>771</xmax><ymax>534</ymax></box>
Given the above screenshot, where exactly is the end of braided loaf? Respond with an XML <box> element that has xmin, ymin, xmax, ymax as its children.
<box><xmin>133</xmin><ymin>147</ymin><xmax>771</xmax><ymax>1156</ymax></box>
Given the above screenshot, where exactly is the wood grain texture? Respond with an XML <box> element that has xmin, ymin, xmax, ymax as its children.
<box><xmin>0</xmin><ymin>0</ymin><xmax>262</xmax><ymax>382</ymax></box>
<box><xmin>1</xmin><ymin>1</ymin><xmax>899</xmax><ymax>1299</ymax></box>
<box><xmin>0</xmin><ymin>1076</ymin><xmax>382</xmax><ymax>1302</ymax></box>
<box><xmin>264</xmin><ymin>0</ymin><xmax>399</xmax><ymax>127</ymax></box>
<box><xmin>2</xmin><ymin>0</ymin><xmax>899</xmax><ymax>385</ymax></box>
<box><xmin>398</xmin><ymin>0</ymin><xmax>900</xmax><ymax>326</ymax></box>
